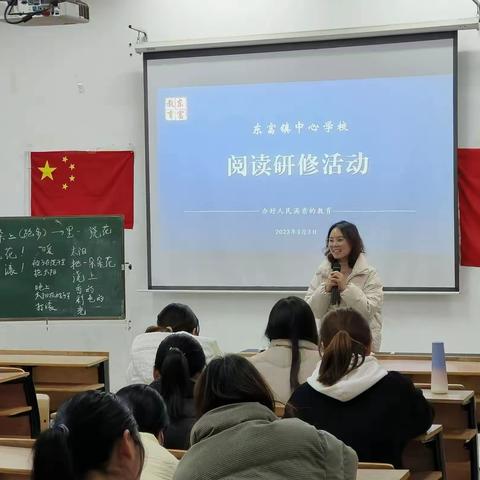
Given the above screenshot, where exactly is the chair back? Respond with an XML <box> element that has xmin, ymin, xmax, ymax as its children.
<box><xmin>274</xmin><ymin>402</ymin><xmax>285</xmax><ymax>417</ymax></box>
<box><xmin>169</xmin><ymin>448</ymin><xmax>186</xmax><ymax>459</ymax></box>
<box><xmin>358</xmin><ymin>462</ymin><xmax>394</xmax><ymax>470</ymax></box>
<box><xmin>36</xmin><ymin>394</ymin><xmax>50</xmax><ymax>431</ymax></box>
<box><xmin>0</xmin><ymin>367</ymin><xmax>26</xmax><ymax>374</ymax></box>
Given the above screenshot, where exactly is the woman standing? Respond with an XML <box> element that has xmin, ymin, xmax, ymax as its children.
<box><xmin>305</xmin><ymin>220</ymin><xmax>383</xmax><ymax>351</ymax></box>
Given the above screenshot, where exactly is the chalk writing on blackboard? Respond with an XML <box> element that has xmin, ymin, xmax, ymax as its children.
<box><xmin>0</xmin><ymin>217</ymin><xmax>124</xmax><ymax>319</ymax></box>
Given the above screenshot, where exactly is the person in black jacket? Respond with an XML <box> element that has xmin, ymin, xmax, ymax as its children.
<box><xmin>150</xmin><ymin>333</ymin><xmax>206</xmax><ymax>449</ymax></box>
<box><xmin>286</xmin><ymin>307</ymin><xmax>433</xmax><ymax>468</ymax></box>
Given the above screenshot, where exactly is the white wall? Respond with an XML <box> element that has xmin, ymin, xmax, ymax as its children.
<box><xmin>0</xmin><ymin>0</ymin><xmax>479</xmax><ymax>391</ymax></box>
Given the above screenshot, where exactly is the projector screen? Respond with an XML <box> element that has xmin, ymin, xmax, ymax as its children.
<box><xmin>144</xmin><ymin>32</ymin><xmax>458</xmax><ymax>291</ymax></box>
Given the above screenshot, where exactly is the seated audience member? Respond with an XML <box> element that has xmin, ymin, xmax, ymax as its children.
<box><xmin>174</xmin><ymin>354</ymin><xmax>357</xmax><ymax>480</ymax></box>
<box><xmin>250</xmin><ymin>296</ymin><xmax>319</xmax><ymax>403</ymax></box>
<box><xmin>117</xmin><ymin>384</ymin><xmax>178</xmax><ymax>480</ymax></box>
<box><xmin>150</xmin><ymin>333</ymin><xmax>206</xmax><ymax>449</ymax></box>
<box><xmin>286</xmin><ymin>308</ymin><xmax>433</xmax><ymax>468</ymax></box>
<box><xmin>126</xmin><ymin>303</ymin><xmax>221</xmax><ymax>384</ymax></box>
<box><xmin>33</xmin><ymin>391</ymin><xmax>144</xmax><ymax>480</ymax></box>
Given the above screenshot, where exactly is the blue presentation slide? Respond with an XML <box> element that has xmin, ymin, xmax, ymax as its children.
<box><xmin>155</xmin><ymin>76</ymin><xmax>453</xmax><ymax>257</ymax></box>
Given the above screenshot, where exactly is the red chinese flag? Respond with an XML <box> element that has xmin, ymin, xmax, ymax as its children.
<box><xmin>31</xmin><ymin>151</ymin><xmax>134</xmax><ymax>229</ymax></box>
<box><xmin>458</xmin><ymin>148</ymin><xmax>480</xmax><ymax>266</ymax></box>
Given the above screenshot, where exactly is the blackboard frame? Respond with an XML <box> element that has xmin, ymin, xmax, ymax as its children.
<box><xmin>0</xmin><ymin>215</ymin><xmax>126</xmax><ymax>321</ymax></box>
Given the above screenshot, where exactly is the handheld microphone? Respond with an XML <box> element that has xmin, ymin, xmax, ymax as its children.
<box><xmin>330</xmin><ymin>260</ymin><xmax>341</xmax><ymax>305</ymax></box>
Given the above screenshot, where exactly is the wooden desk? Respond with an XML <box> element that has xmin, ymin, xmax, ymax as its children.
<box><xmin>422</xmin><ymin>390</ymin><xmax>476</xmax><ymax>435</ymax></box>
<box><xmin>0</xmin><ymin>445</ymin><xmax>413</xmax><ymax>480</ymax></box>
<box><xmin>422</xmin><ymin>390</ymin><xmax>474</xmax><ymax>405</ymax></box>
<box><xmin>378</xmin><ymin>359</ymin><xmax>480</xmax><ymax>376</ymax></box>
<box><xmin>0</xmin><ymin>371</ymin><xmax>39</xmax><ymax>439</ymax></box>
<box><xmin>0</xmin><ymin>350</ymin><xmax>109</xmax><ymax>411</ymax></box>
<box><xmin>403</xmin><ymin>425</ymin><xmax>444</xmax><ymax>480</ymax></box>
<box><xmin>377</xmin><ymin>358</ymin><xmax>480</xmax><ymax>411</ymax></box>
<box><xmin>357</xmin><ymin>470</ymin><xmax>409</xmax><ymax>480</ymax></box>
<box><xmin>423</xmin><ymin>389</ymin><xmax>477</xmax><ymax>480</ymax></box>
<box><xmin>378</xmin><ymin>355</ymin><xmax>480</xmax><ymax>480</ymax></box>
<box><xmin>0</xmin><ymin>355</ymin><xmax>107</xmax><ymax>368</ymax></box>
<box><xmin>377</xmin><ymin>357</ymin><xmax>480</xmax><ymax>416</ymax></box>
<box><xmin>0</xmin><ymin>445</ymin><xmax>31</xmax><ymax>479</ymax></box>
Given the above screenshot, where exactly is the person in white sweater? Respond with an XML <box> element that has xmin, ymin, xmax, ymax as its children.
<box><xmin>126</xmin><ymin>303</ymin><xmax>221</xmax><ymax>384</ymax></box>
<box><xmin>305</xmin><ymin>221</ymin><xmax>383</xmax><ymax>351</ymax></box>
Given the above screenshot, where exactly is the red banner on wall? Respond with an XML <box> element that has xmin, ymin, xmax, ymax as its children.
<box><xmin>458</xmin><ymin>148</ymin><xmax>480</xmax><ymax>267</ymax></box>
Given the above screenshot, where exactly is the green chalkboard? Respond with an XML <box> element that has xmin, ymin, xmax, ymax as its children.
<box><xmin>0</xmin><ymin>216</ymin><xmax>125</xmax><ymax>319</ymax></box>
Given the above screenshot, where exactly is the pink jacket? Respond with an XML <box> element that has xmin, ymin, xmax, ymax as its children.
<box><xmin>305</xmin><ymin>253</ymin><xmax>383</xmax><ymax>351</ymax></box>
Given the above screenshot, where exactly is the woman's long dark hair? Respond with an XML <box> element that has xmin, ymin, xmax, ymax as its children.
<box><xmin>153</xmin><ymin>333</ymin><xmax>206</xmax><ymax>420</ymax></box>
<box><xmin>265</xmin><ymin>297</ymin><xmax>318</xmax><ymax>391</ymax></box>
<box><xmin>318</xmin><ymin>308</ymin><xmax>371</xmax><ymax>386</ymax></box>
<box><xmin>325</xmin><ymin>220</ymin><xmax>365</xmax><ymax>268</ymax></box>
<box><xmin>32</xmin><ymin>391</ymin><xmax>144</xmax><ymax>480</ymax></box>
<box><xmin>195</xmin><ymin>354</ymin><xmax>275</xmax><ymax>416</ymax></box>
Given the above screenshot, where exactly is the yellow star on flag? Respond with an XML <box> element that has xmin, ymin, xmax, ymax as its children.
<box><xmin>69</xmin><ymin>164</ymin><xmax>75</xmax><ymax>171</ymax></box>
<box><xmin>69</xmin><ymin>175</ymin><xmax>75</xmax><ymax>182</ymax></box>
<box><xmin>62</xmin><ymin>183</ymin><xmax>68</xmax><ymax>190</ymax></box>
<box><xmin>38</xmin><ymin>161</ymin><xmax>57</xmax><ymax>181</ymax></box>
<box><xmin>62</xmin><ymin>156</ymin><xmax>69</xmax><ymax>163</ymax></box>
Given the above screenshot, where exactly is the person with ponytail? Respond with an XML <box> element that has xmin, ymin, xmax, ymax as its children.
<box><xmin>249</xmin><ymin>297</ymin><xmax>319</xmax><ymax>403</ymax></box>
<box><xmin>286</xmin><ymin>308</ymin><xmax>433</xmax><ymax>468</ymax></box>
<box><xmin>149</xmin><ymin>333</ymin><xmax>206</xmax><ymax>449</ymax></box>
<box><xmin>117</xmin><ymin>385</ymin><xmax>178</xmax><ymax>480</ymax></box>
<box><xmin>33</xmin><ymin>390</ymin><xmax>144</xmax><ymax>480</ymax></box>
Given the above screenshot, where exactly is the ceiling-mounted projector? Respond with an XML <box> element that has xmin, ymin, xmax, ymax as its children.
<box><xmin>1</xmin><ymin>0</ymin><xmax>89</xmax><ymax>25</ymax></box>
